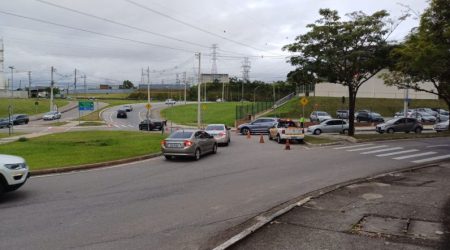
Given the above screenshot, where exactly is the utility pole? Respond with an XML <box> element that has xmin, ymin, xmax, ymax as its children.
<box><xmin>28</xmin><ymin>71</ymin><xmax>31</xmax><ymax>98</ymax></box>
<box><xmin>146</xmin><ymin>66</ymin><xmax>151</xmax><ymax>131</ymax></box>
<box><xmin>196</xmin><ymin>52</ymin><xmax>201</xmax><ymax>128</ymax></box>
<box><xmin>74</xmin><ymin>68</ymin><xmax>77</xmax><ymax>98</ymax></box>
<box><xmin>182</xmin><ymin>72</ymin><xmax>187</xmax><ymax>104</ymax></box>
<box><xmin>241</xmin><ymin>57</ymin><xmax>251</xmax><ymax>102</ymax></box>
<box><xmin>50</xmin><ymin>66</ymin><xmax>55</xmax><ymax>111</ymax></box>
<box><xmin>8</xmin><ymin>66</ymin><xmax>14</xmax><ymax>97</ymax></box>
<box><xmin>403</xmin><ymin>83</ymin><xmax>409</xmax><ymax>118</ymax></box>
<box><xmin>83</xmin><ymin>74</ymin><xmax>87</xmax><ymax>97</ymax></box>
<box><xmin>147</xmin><ymin>66</ymin><xmax>150</xmax><ymax>104</ymax></box>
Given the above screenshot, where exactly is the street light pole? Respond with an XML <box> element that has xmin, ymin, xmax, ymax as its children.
<box><xmin>253</xmin><ymin>85</ymin><xmax>261</xmax><ymax>103</ymax></box>
<box><xmin>196</xmin><ymin>52</ymin><xmax>201</xmax><ymax>128</ymax></box>
<box><xmin>8</xmin><ymin>66</ymin><xmax>14</xmax><ymax>97</ymax></box>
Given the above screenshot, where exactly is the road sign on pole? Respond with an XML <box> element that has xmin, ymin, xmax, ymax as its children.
<box><xmin>145</xmin><ymin>103</ymin><xmax>152</xmax><ymax>110</ymax></box>
<box><xmin>78</xmin><ymin>101</ymin><xmax>94</xmax><ymax>111</ymax></box>
<box><xmin>300</xmin><ymin>97</ymin><xmax>309</xmax><ymax>106</ymax></box>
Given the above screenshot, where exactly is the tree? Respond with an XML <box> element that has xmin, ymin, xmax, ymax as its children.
<box><xmin>382</xmin><ymin>0</ymin><xmax>450</xmax><ymax>130</ymax></box>
<box><xmin>283</xmin><ymin>9</ymin><xmax>395</xmax><ymax>135</ymax></box>
<box><xmin>122</xmin><ymin>80</ymin><xmax>134</xmax><ymax>89</ymax></box>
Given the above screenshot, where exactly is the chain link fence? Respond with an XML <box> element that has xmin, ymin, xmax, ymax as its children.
<box><xmin>235</xmin><ymin>102</ymin><xmax>274</xmax><ymax>120</ymax></box>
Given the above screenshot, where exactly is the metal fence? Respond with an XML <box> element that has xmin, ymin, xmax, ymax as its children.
<box><xmin>236</xmin><ymin>102</ymin><xmax>274</xmax><ymax>120</ymax></box>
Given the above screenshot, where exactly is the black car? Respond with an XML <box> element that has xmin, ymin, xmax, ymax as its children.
<box><xmin>356</xmin><ymin>110</ymin><xmax>384</xmax><ymax>123</ymax></box>
<box><xmin>117</xmin><ymin>110</ymin><xmax>127</xmax><ymax>119</ymax></box>
<box><xmin>139</xmin><ymin>119</ymin><xmax>166</xmax><ymax>131</ymax></box>
<box><xmin>11</xmin><ymin>114</ymin><xmax>29</xmax><ymax>125</ymax></box>
<box><xmin>0</xmin><ymin>118</ymin><xmax>12</xmax><ymax>128</ymax></box>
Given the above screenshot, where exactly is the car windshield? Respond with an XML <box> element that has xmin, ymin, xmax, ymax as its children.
<box><xmin>168</xmin><ymin>131</ymin><xmax>193</xmax><ymax>139</ymax></box>
<box><xmin>279</xmin><ymin>121</ymin><xmax>298</xmax><ymax>127</ymax></box>
<box><xmin>317</xmin><ymin>112</ymin><xmax>328</xmax><ymax>116</ymax></box>
<box><xmin>45</xmin><ymin>112</ymin><xmax>55</xmax><ymax>115</ymax></box>
<box><xmin>386</xmin><ymin>118</ymin><xmax>400</xmax><ymax>124</ymax></box>
<box><xmin>371</xmin><ymin>113</ymin><xmax>381</xmax><ymax>117</ymax></box>
<box><xmin>206</xmin><ymin>125</ymin><xmax>224</xmax><ymax>130</ymax></box>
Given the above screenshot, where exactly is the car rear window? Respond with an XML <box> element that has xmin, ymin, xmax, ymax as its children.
<box><xmin>169</xmin><ymin>131</ymin><xmax>193</xmax><ymax>139</ymax></box>
<box><xmin>317</xmin><ymin>112</ymin><xmax>328</xmax><ymax>116</ymax></box>
<box><xmin>206</xmin><ymin>125</ymin><xmax>224</xmax><ymax>130</ymax></box>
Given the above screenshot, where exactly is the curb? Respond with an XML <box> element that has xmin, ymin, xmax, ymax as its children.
<box><xmin>208</xmin><ymin>162</ymin><xmax>444</xmax><ymax>250</ymax></box>
<box><xmin>30</xmin><ymin>152</ymin><xmax>162</xmax><ymax>176</ymax></box>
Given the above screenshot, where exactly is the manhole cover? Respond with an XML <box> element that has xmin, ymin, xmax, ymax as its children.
<box><xmin>359</xmin><ymin>215</ymin><xmax>408</xmax><ymax>236</ymax></box>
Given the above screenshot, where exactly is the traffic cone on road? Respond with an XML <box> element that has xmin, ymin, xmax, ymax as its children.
<box><xmin>246</xmin><ymin>130</ymin><xmax>251</xmax><ymax>139</ymax></box>
<box><xmin>285</xmin><ymin>139</ymin><xmax>291</xmax><ymax>150</ymax></box>
<box><xmin>259</xmin><ymin>134</ymin><xmax>265</xmax><ymax>143</ymax></box>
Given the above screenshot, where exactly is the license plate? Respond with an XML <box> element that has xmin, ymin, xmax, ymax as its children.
<box><xmin>167</xmin><ymin>143</ymin><xmax>182</xmax><ymax>148</ymax></box>
<box><xmin>286</xmin><ymin>129</ymin><xmax>302</xmax><ymax>134</ymax></box>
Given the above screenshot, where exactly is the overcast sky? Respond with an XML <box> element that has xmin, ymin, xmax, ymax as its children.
<box><xmin>0</xmin><ymin>0</ymin><xmax>428</xmax><ymax>88</ymax></box>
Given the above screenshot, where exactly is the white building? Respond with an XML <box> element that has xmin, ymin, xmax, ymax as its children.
<box><xmin>314</xmin><ymin>70</ymin><xmax>437</xmax><ymax>100</ymax></box>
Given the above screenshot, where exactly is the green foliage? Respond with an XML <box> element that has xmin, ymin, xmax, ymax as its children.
<box><xmin>0</xmin><ymin>99</ymin><xmax>68</xmax><ymax>117</ymax></box>
<box><xmin>122</xmin><ymin>80</ymin><xmax>134</xmax><ymax>89</ymax></box>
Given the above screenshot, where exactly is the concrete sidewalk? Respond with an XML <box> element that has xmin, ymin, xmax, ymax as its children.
<box><xmin>229</xmin><ymin>162</ymin><xmax>450</xmax><ymax>250</ymax></box>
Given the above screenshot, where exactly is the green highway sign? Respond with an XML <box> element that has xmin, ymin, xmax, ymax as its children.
<box><xmin>78</xmin><ymin>101</ymin><xmax>94</xmax><ymax>111</ymax></box>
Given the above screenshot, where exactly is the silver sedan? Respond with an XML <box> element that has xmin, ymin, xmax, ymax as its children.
<box><xmin>205</xmin><ymin>124</ymin><xmax>231</xmax><ymax>146</ymax></box>
<box><xmin>161</xmin><ymin>130</ymin><xmax>218</xmax><ymax>160</ymax></box>
<box><xmin>307</xmin><ymin>119</ymin><xmax>349</xmax><ymax>135</ymax></box>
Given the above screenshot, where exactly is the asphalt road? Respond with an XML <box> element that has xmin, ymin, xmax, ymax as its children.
<box><xmin>1</xmin><ymin>135</ymin><xmax>449</xmax><ymax>249</ymax></box>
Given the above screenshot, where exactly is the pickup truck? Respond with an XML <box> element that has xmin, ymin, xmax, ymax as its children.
<box><xmin>268</xmin><ymin>119</ymin><xmax>304</xmax><ymax>144</ymax></box>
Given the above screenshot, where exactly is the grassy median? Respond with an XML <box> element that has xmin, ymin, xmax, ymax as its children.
<box><xmin>0</xmin><ymin>131</ymin><xmax>165</xmax><ymax>170</ymax></box>
<box><xmin>0</xmin><ymin>99</ymin><xmax>69</xmax><ymax>117</ymax></box>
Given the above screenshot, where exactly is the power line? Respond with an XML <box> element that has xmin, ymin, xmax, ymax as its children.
<box><xmin>0</xmin><ymin>10</ymin><xmax>196</xmax><ymax>53</ymax></box>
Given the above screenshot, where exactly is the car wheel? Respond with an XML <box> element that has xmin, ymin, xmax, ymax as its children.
<box><xmin>212</xmin><ymin>143</ymin><xmax>218</xmax><ymax>154</ymax></box>
<box><xmin>356</xmin><ymin>118</ymin><xmax>361</xmax><ymax>123</ymax></box>
<box><xmin>415</xmin><ymin>127</ymin><xmax>422</xmax><ymax>134</ymax></box>
<box><xmin>276</xmin><ymin>134</ymin><xmax>283</xmax><ymax>144</ymax></box>
<box><xmin>314</xmin><ymin>129</ymin><xmax>322</xmax><ymax>135</ymax></box>
<box><xmin>387</xmin><ymin>128</ymin><xmax>395</xmax><ymax>134</ymax></box>
<box><xmin>194</xmin><ymin>148</ymin><xmax>201</xmax><ymax>160</ymax></box>
<box><xmin>241</xmin><ymin>128</ymin><xmax>250</xmax><ymax>135</ymax></box>
<box><xmin>342</xmin><ymin>129</ymin><xmax>348</xmax><ymax>135</ymax></box>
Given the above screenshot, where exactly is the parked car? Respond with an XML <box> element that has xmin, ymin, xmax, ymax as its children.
<box><xmin>165</xmin><ymin>99</ymin><xmax>176</xmax><ymax>105</ymax></box>
<box><xmin>410</xmin><ymin>111</ymin><xmax>437</xmax><ymax>123</ymax></box>
<box><xmin>336</xmin><ymin>110</ymin><xmax>349</xmax><ymax>119</ymax></box>
<box><xmin>0</xmin><ymin>154</ymin><xmax>29</xmax><ymax>194</ymax></box>
<box><xmin>139</xmin><ymin>119</ymin><xmax>165</xmax><ymax>131</ymax></box>
<box><xmin>436</xmin><ymin>110</ymin><xmax>449</xmax><ymax>122</ymax></box>
<box><xmin>161</xmin><ymin>130</ymin><xmax>217</xmax><ymax>160</ymax></box>
<box><xmin>116</xmin><ymin>110</ymin><xmax>127</xmax><ymax>119</ymax></box>
<box><xmin>310</xmin><ymin>111</ymin><xmax>332</xmax><ymax>123</ymax></box>
<box><xmin>394</xmin><ymin>109</ymin><xmax>414</xmax><ymax>118</ymax></box>
<box><xmin>42</xmin><ymin>111</ymin><xmax>62</xmax><ymax>120</ymax></box>
<box><xmin>434</xmin><ymin>120</ymin><xmax>449</xmax><ymax>132</ymax></box>
<box><xmin>205</xmin><ymin>124</ymin><xmax>231</xmax><ymax>146</ymax></box>
<box><xmin>0</xmin><ymin>118</ymin><xmax>12</xmax><ymax>128</ymax></box>
<box><xmin>307</xmin><ymin>119</ymin><xmax>349</xmax><ymax>135</ymax></box>
<box><xmin>356</xmin><ymin>110</ymin><xmax>384</xmax><ymax>123</ymax></box>
<box><xmin>415</xmin><ymin>108</ymin><xmax>438</xmax><ymax>117</ymax></box>
<box><xmin>237</xmin><ymin>117</ymin><xmax>278</xmax><ymax>135</ymax></box>
<box><xmin>11</xmin><ymin>114</ymin><xmax>29</xmax><ymax>125</ymax></box>
<box><xmin>268</xmin><ymin>119</ymin><xmax>304</xmax><ymax>143</ymax></box>
<box><xmin>376</xmin><ymin>117</ymin><xmax>423</xmax><ymax>134</ymax></box>
<box><xmin>123</xmin><ymin>105</ymin><xmax>133</xmax><ymax>112</ymax></box>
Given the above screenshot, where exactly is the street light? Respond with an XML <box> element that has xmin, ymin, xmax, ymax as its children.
<box><xmin>8</xmin><ymin>66</ymin><xmax>14</xmax><ymax>95</ymax></box>
<box><xmin>253</xmin><ymin>85</ymin><xmax>262</xmax><ymax>103</ymax></box>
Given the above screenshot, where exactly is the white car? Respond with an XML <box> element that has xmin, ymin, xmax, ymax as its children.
<box><xmin>0</xmin><ymin>154</ymin><xmax>29</xmax><ymax>194</ymax></box>
<box><xmin>434</xmin><ymin>120</ymin><xmax>449</xmax><ymax>132</ymax></box>
<box><xmin>42</xmin><ymin>111</ymin><xmax>62</xmax><ymax>120</ymax></box>
<box><xmin>205</xmin><ymin>124</ymin><xmax>231</xmax><ymax>146</ymax></box>
<box><xmin>165</xmin><ymin>99</ymin><xmax>176</xmax><ymax>105</ymax></box>
<box><xmin>123</xmin><ymin>105</ymin><xmax>133</xmax><ymax>112</ymax></box>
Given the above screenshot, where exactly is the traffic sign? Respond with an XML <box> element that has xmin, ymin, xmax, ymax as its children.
<box><xmin>78</xmin><ymin>101</ymin><xmax>94</xmax><ymax>111</ymax></box>
<box><xmin>145</xmin><ymin>103</ymin><xmax>152</xmax><ymax>110</ymax></box>
<box><xmin>300</xmin><ymin>97</ymin><xmax>309</xmax><ymax>106</ymax></box>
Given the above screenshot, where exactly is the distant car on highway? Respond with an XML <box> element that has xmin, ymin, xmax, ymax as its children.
<box><xmin>434</xmin><ymin>120</ymin><xmax>449</xmax><ymax>132</ymax></box>
<box><xmin>161</xmin><ymin>130</ymin><xmax>217</xmax><ymax>160</ymax></box>
<box><xmin>376</xmin><ymin>117</ymin><xmax>423</xmax><ymax>134</ymax></box>
<box><xmin>116</xmin><ymin>110</ymin><xmax>127</xmax><ymax>119</ymax></box>
<box><xmin>42</xmin><ymin>111</ymin><xmax>62</xmax><ymax>120</ymax></box>
<box><xmin>139</xmin><ymin>119</ymin><xmax>165</xmax><ymax>131</ymax></box>
<box><xmin>123</xmin><ymin>105</ymin><xmax>133</xmax><ymax>112</ymax></box>
<box><xmin>11</xmin><ymin>114</ymin><xmax>29</xmax><ymax>125</ymax></box>
<box><xmin>0</xmin><ymin>118</ymin><xmax>12</xmax><ymax>128</ymax></box>
<box><xmin>307</xmin><ymin>119</ymin><xmax>349</xmax><ymax>135</ymax></box>
<box><xmin>0</xmin><ymin>154</ymin><xmax>29</xmax><ymax>194</ymax></box>
<box><xmin>237</xmin><ymin>117</ymin><xmax>278</xmax><ymax>135</ymax></box>
<box><xmin>310</xmin><ymin>111</ymin><xmax>332</xmax><ymax>123</ymax></box>
<box><xmin>165</xmin><ymin>99</ymin><xmax>176</xmax><ymax>105</ymax></box>
<box><xmin>205</xmin><ymin>124</ymin><xmax>231</xmax><ymax>146</ymax></box>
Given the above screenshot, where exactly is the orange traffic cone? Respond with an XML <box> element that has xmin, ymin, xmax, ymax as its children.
<box><xmin>246</xmin><ymin>130</ymin><xmax>251</xmax><ymax>139</ymax></box>
<box><xmin>259</xmin><ymin>134</ymin><xmax>265</xmax><ymax>143</ymax></box>
<box><xmin>285</xmin><ymin>139</ymin><xmax>291</xmax><ymax>150</ymax></box>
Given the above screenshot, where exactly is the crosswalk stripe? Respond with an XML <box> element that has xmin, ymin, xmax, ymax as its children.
<box><xmin>376</xmin><ymin>149</ymin><xmax>419</xmax><ymax>157</ymax></box>
<box><xmin>411</xmin><ymin>154</ymin><xmax>450</xmax><ymax>163</ymax></box>
<box><xmin>333</xmin><ymin>144</ymin><xmax>374</xmax><ymax>150</ymax></box>
<box><xmin>393</xmin><ymin>152</ymin><xmax>437</xmax><ymax>160</ymax></box>
<box><xmin>360</xmin><ymin>147</ymin><xmax>403</xmax><ymax>155</ymax></box>
<box><xmin>347</xmin><ymin>145</ymin><xmax>387</xmax><ymax>152</ymax></box>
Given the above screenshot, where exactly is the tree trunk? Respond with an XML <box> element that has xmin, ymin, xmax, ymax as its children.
<box><xmin>348</xmin><ymin>87</ymin><xmax>356</xmax><ymax>136</ymax></box>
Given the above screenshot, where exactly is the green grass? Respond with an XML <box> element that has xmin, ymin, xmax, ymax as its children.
<box><xmin>267</xmin><ymin>96</ymin><xmax>447</xmax><ymax>118</ymax></box>
<box><xmin>0</xmin><ymin>99</ymin><xmax>69</xmax><ymax>117</ymax></box>
<box><xmin>304</xmin><ymin>135</ymin><xmax>337</xmax><ymax>144</ymax></box>
<box><xmin>353</xmin><ymin>131</ymin><xmax>450</xmax><ymax>141</ymax></box>
<box><xmin>77</xmin><ymin>121</ymin><xmax>105</xmax><ymax>126</ymax></box>
<box><xmin>47</xmin><ymin>121</ymin><xmax>70</xmax><ymax>126</ymax></box>
<box><xmin>161</xmin><ymin>102</ymin><xmax>240</xmax><ymax>127</ymax></box>
<box><xmin>0</xmin><ymin>131</ymin><xmax>165</xmax><ymax>170</ymax></box>
<box><xmin>0</xmin><ymin>132</ymin><xmax>26</xmax><ymax>139</ymax></box>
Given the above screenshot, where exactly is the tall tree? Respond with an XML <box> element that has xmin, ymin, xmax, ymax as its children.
<box><xmin>284</xmin><ymin>9</ymin><xmax>395</xmax><ymax>135</ymax></box>
<box><xmin>382</xmin><ymin>0</ymin><xmax>450</xmax><ymax>130</ymax></box>
<box><xmin>122</xmin><ymin>80</ymin><xmax>134</xmax><ymax>89</ymax></box>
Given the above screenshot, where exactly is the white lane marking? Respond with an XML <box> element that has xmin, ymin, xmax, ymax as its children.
<box><xmin>347</xmin><ymin>145</ymin><xmax>387</xmax><ymax>152</ymax></box>
<box><xmin>121</xmin><ymin>125</ymin><xmax>127</xmax><ymax>128</ymax></box>
<box><xmin>426</xmin><ymin>144</ymin><xmax>450</xmax><ymax>148</ymax></box>
<box><xmin>376</xmin><ymin>149</ymin><xmax>419</xmax><ymax>157</ymax></box>
<box><xmin>360</xmin><ymin>147</ymin><xmax>403</xmax><ymax>155</ymax></box>
<box><xmin>108</xmin><ymin>110</ymin><xmax>113</xmax><ymax>123</ymax></box>
<box><xmin>114</xmin><ymin>124</ymin><xmax>120</xmax><ymax>128</ymax></box>
<box><xmin>393</xmin><ymin>151</ymin><xmax>437</xmax><ymax>160</ymax></box>
<box><xmin>411</xmin><ymin>154</ymin><xmax>450</xmax><ymax>163</ymax></box>
<box><xmin>333</xmin><ymin>144</ymin><xmax>374</xmax><ymax>150</ymax></box>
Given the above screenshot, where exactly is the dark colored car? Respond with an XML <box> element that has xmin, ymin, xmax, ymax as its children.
<box><xmin>116</xmin><ymin>110</ymin><xmax>127</xmax><ymax>119</ymax></box>
<box><xmin>237</xmin><ymin>117</ymin><xmax>278</xmax><ymax>135</ymax></box>
<box><xmin>139</xmin><ymin>119</ymin><xmax>166</xmax><ymax>131</ymax></box>
<box><xmin>0</xmin><ymin>118</ymin><xmax>12</xmax><ymax>128</ymax></box>
<box><xmin>11</xmin><ymin>114</ymin><xmax>29</xmax><ymax>125</ymax></box>
<box><xmin>356</xmin><ymin>110</ymin><xmax>384</xmax><ymax>123</ymax></box>
<box><xmin>376</xmin><ymin>117</ymin><xmax>423</xmax><ymax>134</ymax></box>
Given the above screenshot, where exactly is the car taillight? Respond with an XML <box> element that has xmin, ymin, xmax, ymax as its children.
<box><xmin>281</xmin><ymin>129</ymin><xmax>285</xmax><ymax>134</ymax></box>
<box><xmin>161</xmin><ymin>140</ymin><xmax>166</xmax><ymax>146</ymax></box>
<box><xmin>184</xmin><ymin>140</ymin><xmax>193</xmax><ymax>147</ymax></box>
<box><xmin>219</xmin><ymin>132</ymin><xmax>225</xmax><ymax>136</ymax></box>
